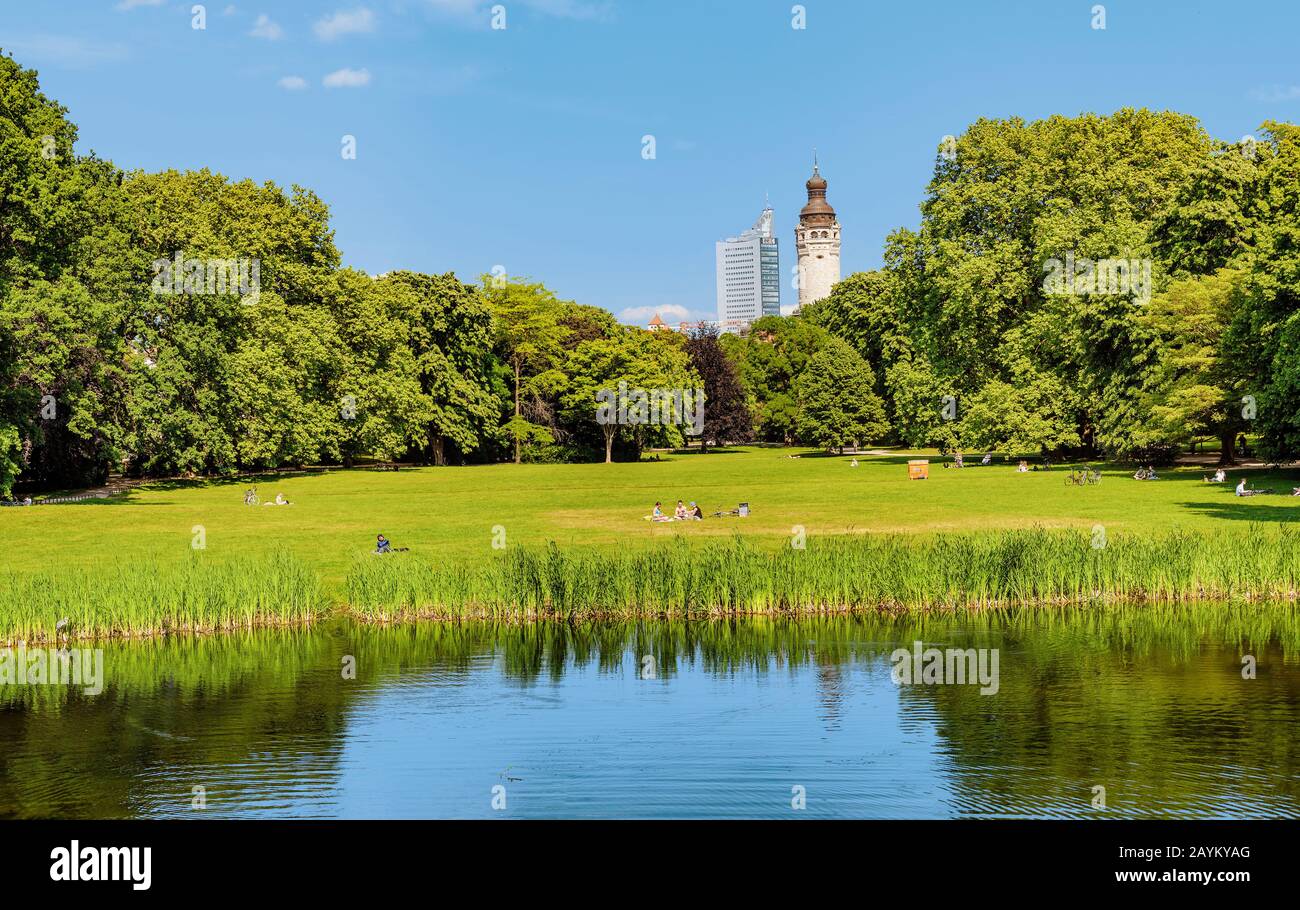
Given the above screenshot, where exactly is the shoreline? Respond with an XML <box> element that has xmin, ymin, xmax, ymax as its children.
<box><xmin>7</xmin><ymin>588</ymin><xmax>1300</xmax><ymax>646</ymax></box>
<box><xmin>8</xmin><ymin>525</ymin><xmax>1300</xmax><ymax>644</ymax></box>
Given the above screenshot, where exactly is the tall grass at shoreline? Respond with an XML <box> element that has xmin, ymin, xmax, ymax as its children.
<box><xmin>7</xmin><ymin>527</ymin><xmax>1300</xmax><ymax>642</ymax></box>
<box><xmin>0</xmin><ymin>551</ymin><xmax>325</xmax><ymax>643</ymax></box>
<box><xmin>346</xmin><ymin>526</ymin><xmax>1300</xmax><ymax>620</ymax></box>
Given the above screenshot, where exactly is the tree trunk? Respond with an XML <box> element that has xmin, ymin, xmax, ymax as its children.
<box><xmin>430</xmin><ymin>431</ymin><xmax>446</xmax><ymax>467</ymax></box>
<box><xmin>604</xmin><ymin>425</ymin><xmax>614</xmax><ymax>464</ymax></box>
<box><xmin>513</xmin><ymin>359</ymin><xmax>522</xmax><ymax>465</ymax></box>
<box><xmin>1219</xmin><ymin>427</ymin><xmax>1238</xmax><ymax>466</ymax></box>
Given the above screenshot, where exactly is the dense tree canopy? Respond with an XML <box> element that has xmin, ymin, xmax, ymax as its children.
<box><xmin>806</xmin><ymin>111</ymin><xmax>1300</xmax><ymax>463</ymax></box>
<box><xmin>795</xmin><ymin>338</ymin><xmax>887</xmax><ymax>453</ymax></box>
<box><xmin>4</xmin><ymin>52</ymin><xmax>1298</xmax><ymax>495</ymax></box>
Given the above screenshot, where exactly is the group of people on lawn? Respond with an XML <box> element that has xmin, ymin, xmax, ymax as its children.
<box><xmin>651</xmin><ymin>500</ymin><xmax>704</xmax><ymax>522</ymax></box>
<box><xmin>945</xmin><ymin>451</ymin><xmax>996</xmax><ymax>469</ymax></box>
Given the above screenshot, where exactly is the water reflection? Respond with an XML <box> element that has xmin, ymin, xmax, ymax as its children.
<box><xmin>1</xmin><ymin>605</ymin><xmax>1298</xmax><ymax>819</ymax></box>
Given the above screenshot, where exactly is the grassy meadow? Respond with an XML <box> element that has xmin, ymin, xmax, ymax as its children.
<box><xmin>3</xmin><ymin>447</ymin><xmax>1300</xmax><ymax>639</ymax></box>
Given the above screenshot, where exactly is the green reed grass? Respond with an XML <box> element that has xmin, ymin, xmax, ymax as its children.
<box><xmin>0</xmin><ymin>551</ymin><xmax>326</xmax><ymax>644</ymax></box>
<box><xmin>345</xmin><ymin>525</ymin><xmax>1300</xmax><ymax>621</ymax></box>
<box><xmin>9</xmin><ymin>526</ymin><xmax>1300</xmax><ymax>643</ymax></box>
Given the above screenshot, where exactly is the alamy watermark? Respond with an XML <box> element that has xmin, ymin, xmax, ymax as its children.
<box><xmin>50</xmin><ymin>841</ymin><xmax>150</xmax><ymax>890</ymax></box>
<box><xmin>595</xmin><ymin>383</ymin><xmax>705</xmax><ymax>436</ymax></box>
<box><xmin>1</xmin><ymin>645</ymin><xmax>103</xmax><ymax>696</ymax></box>
<box><xmin>151</xmin><ymin>251</ymin><xmax>260</xmax><ymax>303</ymax></box>
<box><xmin>890</xmin><ymin>641</ymin><xmax>999</xmax><ymax>695</ymax></box>
<box><xmin>1042</xmin><ymin>252</ymin><xmax>1152</xmax><ymax>303</ymax></box>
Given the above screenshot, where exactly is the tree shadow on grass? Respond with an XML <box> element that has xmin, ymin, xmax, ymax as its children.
<box><xmin>662</xmin><ymin>447</ymin><xmax>747</xmax><ymax>457</ymax></box>
<box><xmin>1179</xmin><ymin>499</ymin><xmax>1300</xmax><ymax>522</ymax></box>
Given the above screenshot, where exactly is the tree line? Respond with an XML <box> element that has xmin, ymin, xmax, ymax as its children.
<box><xmin>2</xmin><ymin>55</ymin><xmax>770</xmax><ymax>495</ymax></box>
<box><xmin>4</xmin><ymin>53</ymin><xmax>1299</xmax><ymax>496</ymax></box>
<box><xmin>804</xmin><ymin>109</ymin><xmax>1300</xmax><ymax>465</ymax></box>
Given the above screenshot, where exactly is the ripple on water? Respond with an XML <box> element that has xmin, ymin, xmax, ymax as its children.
<box><xmin>1</xmin><ymin>614</ymin><xmax>1299</xmax><ymax>819</ymax></box>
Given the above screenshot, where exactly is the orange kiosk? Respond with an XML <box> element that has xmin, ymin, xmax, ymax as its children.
<box><xmin>908</xmin><ymin>459</ymin><xmax>930</xmax><ymax>480</ymax></box>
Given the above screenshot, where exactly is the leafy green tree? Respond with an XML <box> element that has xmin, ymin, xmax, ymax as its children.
<box><xmin>718</xmin><ymin>316</ymin><xmax>824</xmax><ymax>444</ymax></box>
<box><xmin>483</xmin><ymin>277</ymin><xmax>570</xmax><ymax>463</ymax></box>
<box><xmin>384</xmin><ymin>271</ymin><xmax>501</xmax><ymax>465</ymax></box>
<box><xmin>795</xmin><ymin>339</ymin><xmax>888</xmax><ymax>453</ymax></box>
<box><xmin>120</xmin><ymin>168</ymin><xmax>343</xmax><ymax>474</ymax></box>
<box><xmin>562</xmin><ymin>327</ymin><xmax>697</xmax><ymax>462</ymax></box>
<box><xmin>0</xmin><ymin>54</ymin><xmax>138</xmax><ymax>492</ymax></box>
<box><xmin>1133</xmin><ymin>270</ymin><xmax>1251</xmax><ymax>462</ymax></box>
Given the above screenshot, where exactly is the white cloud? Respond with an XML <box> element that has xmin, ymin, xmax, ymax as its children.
<box><xmin>314</xmin><ymin>8</ymin><xmax>376</xmax><ymax>41</ymax></box>
<box><xmin>115</xmin><ymin>0</ymin><xmax>165</xmax><ymax>10</ymax></box>
<box><xmin>323</xmin><ymin>67</ymin><xmax>372</xmax><ymax>88</ymax></box>
<box><xmin>620</xmin><ymin>304</ymin><xmax>692</xmax><ymax>324</ymax></box>
<box><xmin>250</xmin><ymin>14</ymin><xmax>283</xmax><ymax>40</ymax></box>
<box><xmin>278</xmin><ymin>75</ymin><xmax>309</xmax><ymax>90</ymax></box>
<box><xmin>1250</xmin><ymin>84</ymin><xmax>1300</xmax><ymax>103</ymax></box>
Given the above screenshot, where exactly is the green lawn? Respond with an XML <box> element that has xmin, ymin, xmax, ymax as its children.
<box><xmin>4</xmin><ymin>447</ymin><xmax>1299</xmax><ymax>595</ymax></box>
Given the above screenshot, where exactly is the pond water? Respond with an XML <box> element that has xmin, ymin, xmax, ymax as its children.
<box><xmin>2</xmin><ymin>609</ymin><xmax>1299</xmax><ymax>819</ymax></box>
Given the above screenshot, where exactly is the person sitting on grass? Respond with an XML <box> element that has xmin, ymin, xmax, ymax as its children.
<box><xmin>1017</xmin><ymin>460</ymin><xmax>1029</xmax><ymax>473</ymax></box>
<box><xmin>690</xmin><ymin>501</ymin><xmax>704</xmax><ymax>520</ymax></box>
<box><xmin>376</xmin><ymin>534</ymin><xmax>393</xmax><ymax>553</ymax></box>
<box><xmin>982</xmin><ymin>453</ymin><xmax>992</xmax><ymax>466</ymax></box>
<box><xmin>675</xmin><ymin>500</ymin><xmax>689</xmax><ymax>520</ymax></box>
<box><xmin>1236</xmin><ymin>479</ymin><xmax>1258</xmax><ymax>497</ymax></box>
<box><xmin>649</xmin><ymin>502</ymin><xmax>672</xmax><ymax>522</ymax></box>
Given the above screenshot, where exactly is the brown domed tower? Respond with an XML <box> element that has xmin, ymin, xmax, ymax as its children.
<box><xmin>794</xmin><ymin>153</ymin><xmax>841</xmax><ymax>311</ymax></box>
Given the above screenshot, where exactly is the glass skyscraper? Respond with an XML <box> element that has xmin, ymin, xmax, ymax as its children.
<box><xmin>716</xmin><ymin>202</ymin><xmax>780</xmax><ymax>333</ymax></box>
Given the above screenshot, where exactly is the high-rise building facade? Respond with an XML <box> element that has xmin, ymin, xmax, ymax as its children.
<box><xmin>716</xmin><ymin>202</ymin><xmax>780</xmax><ymax>333</ymax></box>
<box><xmin>795</xmin><ymin>158</ymin><xmax>840</xmax><ymax>311</ymax></box>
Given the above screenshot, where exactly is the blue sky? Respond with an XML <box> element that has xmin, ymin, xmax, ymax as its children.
<box><xmin>2</xmin><ymin>0</ymin><xmax>1298</xmax><ymax>323</ymax></box>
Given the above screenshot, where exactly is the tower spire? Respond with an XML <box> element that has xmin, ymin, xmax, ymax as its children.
<box><xmin>795</xmin><ymin>152</ymin><xmax>840</xmax><ymax>315</ymax></box>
